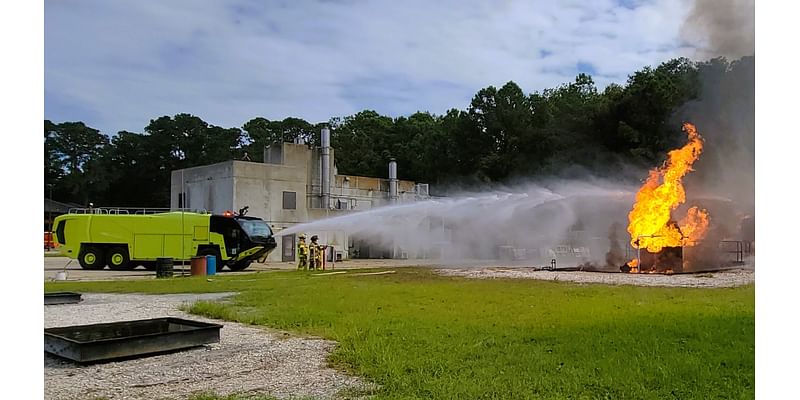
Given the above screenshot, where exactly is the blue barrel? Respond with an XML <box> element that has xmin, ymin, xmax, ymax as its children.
<box><xmin>205</xmin><ymin>255</ymin><xmax>216</xmax><ymax>276</ymax></box>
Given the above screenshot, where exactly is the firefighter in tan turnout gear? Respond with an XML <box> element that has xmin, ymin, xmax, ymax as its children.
<box><xmin>309</xmin><ymin>235</ymin><xmax>328</xmax><ymax>270</ymax></box>
<box><xmin>296</xmin><ymin>234</ymin><xmax>309</xmax><ymax>270</ymax></box>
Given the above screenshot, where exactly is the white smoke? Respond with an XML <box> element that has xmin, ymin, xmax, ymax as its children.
<box><xmin>279</xmin><ymin>179</ymin><xmax>637</xmax><ymax>266</ymax></box>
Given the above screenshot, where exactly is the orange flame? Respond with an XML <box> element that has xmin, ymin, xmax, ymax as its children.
<box><xmin>678</xmin><ymin>206</ymin><xmax>710</xmax><ymax>243</ymax></box>
<box><xmin>627</xmin><ymin>258</ymin><xmax>639</xmax><ymax>273</ymax></box>
<box><xmin>627</xmin><ymin>122</ymin><xmax>710</xmax><ymax>253</ymax></box>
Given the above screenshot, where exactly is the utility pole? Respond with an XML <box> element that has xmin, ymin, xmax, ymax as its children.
<box><xmin>181</xmin><ymin>169</ymin><xmax>185</xmax><ymax>277</ymax></box>
<box><xmin>47</xmin><ymin>184</ymin><xmax>53</xmax><ymax>250</ymax></box>
<box><xmin>48</xmin><ymin>184</ymin><xmax>52</xmax><ymax>226</ymax></box>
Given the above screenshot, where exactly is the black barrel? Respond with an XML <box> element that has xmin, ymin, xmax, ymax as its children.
<box><xmin>156</xmin><ymin>258</ymin><xmax>173</xmax><ymax>278</ymax></box>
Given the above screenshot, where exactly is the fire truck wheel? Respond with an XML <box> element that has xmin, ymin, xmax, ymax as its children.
<box><xmin>228</xmin><ymin>260</ymin><xmax>251</xmax><ymax>271</ymax></box>
<box><xmin>107</xmin><ymin>246</ymin><xmax>131</xmax><ymax>270</ymax></box>
<box><xmin>78</xmin><ymin>246</ymin><xmax>105</xmax><ymax>270</ymax></box>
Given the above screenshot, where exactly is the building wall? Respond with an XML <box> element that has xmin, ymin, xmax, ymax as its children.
<box><xmin>232</xmin><ymin>160</ymin><xmax>309</xmax><ymax>224</ymax></box>
<box><xmin>330</xmin><ymin>175</ymin><xmax>419</xmax><ymax>211</ymax></box>
<box><xmin>170</xmin><ymin>162</ymin><xmax>234</xmax><ymax>214</ymax></box>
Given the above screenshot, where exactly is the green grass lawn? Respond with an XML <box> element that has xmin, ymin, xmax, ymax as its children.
<box><xmin>46</xmin><ymin>268</ymin><xmax>754</xmax><ymax>399</ymax></box>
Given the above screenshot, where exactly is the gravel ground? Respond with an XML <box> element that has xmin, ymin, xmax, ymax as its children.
<box><xmin>435</xmin><ymin>267</ymin><xmax>755</xmax><ymax>288</ymax></box>
<box><xmin>44</xmin><ymin>293</ymin><xmax>372</xmax><ymax>400</ymax></box>
<box><xmin>44</xmin><ymin>255</ymin><xmax>434</xmax><ymax>282</ymax></box>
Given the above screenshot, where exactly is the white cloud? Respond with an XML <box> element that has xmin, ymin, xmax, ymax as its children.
<box><xmin>45</xmin><ymin>0</ymin><xmax>698</xmax><ymax>135</ymax></box>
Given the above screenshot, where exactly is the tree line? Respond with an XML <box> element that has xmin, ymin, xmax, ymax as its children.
<box><xmin>45</xmin><ymin>56</ymin><xmax>752</xmax><ymax>208</ymax></box>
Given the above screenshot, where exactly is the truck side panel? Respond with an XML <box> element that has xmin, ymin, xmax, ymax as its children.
<box><xmin>53</xmin><ymin>212</ymin><xmax>237</xmax><ymax>263</ymax></box>
<box><xmin>133</xmin><ymin>235</ymin><xmax>163</xmax><ymax>259</ymax></box>
<box><xmin>193</xmin><ymin>226</ymin><xmax>209</xmax><ymax>241</ymax></box>
<box><xmin>90</xmin><ymin>216</ymin><xmax>134</xmax><ymax>245</ymax></box>
<box><xmin>126</xmin><ymin>214</ymin><xmax>201</xmax><ymax>260</ymax></box>
<box><xmin>208</xmin><ymin>232</ymin><xmax>229</xmax><ymax>261</ymax></box>
<box><xmin>163</xmin><ymin>235</ymin><xmax>185</xmax><ymax>259</ymax></box>
<box><xmin>59</xmin><ymin>216</ymin><xmax>87</xmax><ymax>258</ymax></box>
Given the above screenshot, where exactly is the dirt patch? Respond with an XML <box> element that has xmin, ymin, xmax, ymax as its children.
<box><xmin>44</xmin><ymin>293</ymin><xmax>372</xmax><ymax>400</ymax></box>
<box><xmin>435</xmin><ymin>267</ymin><xmax>754</xmax><ymax>288</ymax></box>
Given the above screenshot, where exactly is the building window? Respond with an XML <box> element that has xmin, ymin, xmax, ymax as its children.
<box><xmin>178</xmin><ymin>192</ymin><xmax>186</xmax><ymax>208</ymax></box>
<box><xmin>282</xmin><ymin>191</ymin><xmax>296</xmax><ymax>210</ymax></box>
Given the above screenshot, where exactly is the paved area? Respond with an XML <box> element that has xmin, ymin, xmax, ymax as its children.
<box><xmin>44</xmin><ymin>254</ymin><xmax>435</xmax><ymax>282</ymax></box>
<box><xmin>436</xmin><ymin>266</ymin><xmax>755</xmax><ymax>288</ymax></box>
<box><xmin>45</xmin><ymin>253</ymin><xmax>756</xmax><ymax>288</ymax></box>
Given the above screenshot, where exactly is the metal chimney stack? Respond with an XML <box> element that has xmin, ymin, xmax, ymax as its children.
<box><xmin>321</xmin><ymin>127</ymin><xmax>331</xmax><ymax>209</ymax></box>
<box><xmin>388</xmin><ymin>158</ymin><xmax>398</xmax><ymax>203</ymax></box>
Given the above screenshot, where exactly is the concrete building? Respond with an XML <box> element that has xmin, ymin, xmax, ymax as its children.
<box><xmin>170</xmin><ymin>128</ymin><xmax>430</xmax><ymax>262</ymax></box>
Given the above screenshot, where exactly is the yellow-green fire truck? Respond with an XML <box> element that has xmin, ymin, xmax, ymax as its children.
<box><xmin>51</xmin><ymin>209</ymin><xmax>277</xmax><ymax>271</ymax></box>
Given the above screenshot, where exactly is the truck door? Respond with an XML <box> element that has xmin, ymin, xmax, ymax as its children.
<box><xmin>210</xmin><ymin>216</ymin><xmax>244</xmax><ymax>257</ymax></box>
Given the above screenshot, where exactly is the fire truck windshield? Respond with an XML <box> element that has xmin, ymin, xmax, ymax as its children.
<box><xmin>238</xmin><ymin>219</ymin><xmax>272</xmax><ymax>238</ymax></box>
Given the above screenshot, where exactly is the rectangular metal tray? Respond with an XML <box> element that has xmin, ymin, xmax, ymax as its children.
<box><xmin>45</xmin><ymin>292</ymin><xmax>82</xmax><ymax>305</ymax></box>
<box><xmin>44</xmin><ymin>317</ymin><xmax>222</xmax><ymax>363</ymax></box>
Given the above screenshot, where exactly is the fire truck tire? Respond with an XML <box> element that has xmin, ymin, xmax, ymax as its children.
<box><xmin>228</xmin><ymin>260</ymin><xmax>251</xmax><ymax>271</ymax></box>
<box><xmin>78</xmin><ymin>245</ymin><xmax>105</xmax><ymax>270</ymax></box>
<box><xmin>107</xmin><ymin>246</ymin><xmax>132</xmax><ymax>270</ymax></box>
<box><xmin>197</xmin><ymin>247</ymin><xmax>223</xmax><ymax>271</ymax></box>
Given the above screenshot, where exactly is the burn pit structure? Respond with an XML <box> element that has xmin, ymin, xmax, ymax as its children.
<box><xmin>622</xmin><ymin>235</ymin><xmax>752</xmax><ymax>274</ymax></box>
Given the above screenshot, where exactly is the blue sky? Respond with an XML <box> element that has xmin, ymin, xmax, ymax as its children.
<box><xmin>45</xmin><ymin>0</ymin><xmax>699</xmax><ymax>136</ymax></box>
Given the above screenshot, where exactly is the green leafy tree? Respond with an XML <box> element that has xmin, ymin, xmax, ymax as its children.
<box><xmin>242</xmin><ymin>117</ymin><xmax>317</xmax><ymax>162</ymax></box>
<box><xmin>44</xmin><ymin>56</ymin><xmax>747</xmax><ymax>203</ymax></box>
<box><xmin>439</xmin><ymin>108</ymin><xmax>479</xmax><ymax>180</ymax></box>
<box><xmin>394</xmin><ymin>112</ymin><xmax>454</xmax><ymax>183</ymax></box>
<box><xmin>463</xmin><ymin>81</ymin><xmax>538</xmax><ymax>181</ymax></box>
<box><xmin>330</xmin><ymin>110</ymin><xmax>394</xmax><ymax>178</ymax></box>
<box><xmin>140</xmin><ymin>114</ymin><xmax>245</xmax><ymax>205</ymax></box>
<box><xmin>45</xmin><ymin>120</ymin><xmax>109</xmax><ymax>205</ymax></box>
<box><xmin>44</xmin><ymin>120</ymin><xmax>65</xmax><ymax>194</ymax></box>
<box><xmin>611</xmin><ymin>57</ymin><xmax>699</xmax><ymax>164</ymax></box>
<box><xmin>97</xmin><ymin>131</ymin><xmax>161</xmax><ymax>206</ymax></box>
<box><xmin>529</xmin><ymin>73</ymin><xmax>604</xmax><ymax>174</ymax></box>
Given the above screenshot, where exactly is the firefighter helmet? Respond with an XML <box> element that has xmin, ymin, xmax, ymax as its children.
<box><xmin>311</xmin><ymin>235</ymin><xmax>319</xmax><ymax>241</ymax></box>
